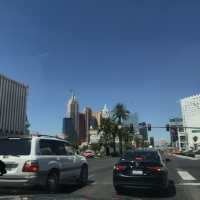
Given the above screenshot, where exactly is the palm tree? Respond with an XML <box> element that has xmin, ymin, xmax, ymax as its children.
<box><xmin>98</xmin><ymin>118</ymin><xmax>113</xmax><ymax>155</ymax></box>
<box><xmin>110</xmin><ymin>121</ymin><xmax>118</xmax><ymax>154</ymax></box>
<box><xmin>193</xmin><ymin>136</ymin><xmax>198</xmax><ymax>143</ymax></box>
<box><xmin>113</xmin><ymin>103</ymin><xmax>130</xmax><ymax>155</ymax></box>
<box><xmin>193</xmin><ymin>136</ymin><xmax>198</xmax><ymax>150</ymax></box>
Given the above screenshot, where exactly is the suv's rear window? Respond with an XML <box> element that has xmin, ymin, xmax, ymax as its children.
<box><xmin>123</xmin><ymin>151</ymin><xmax>160</xmax><ymax>162</ymax></box>
<box><xmin>0</xmin><ymin>138</ymin><xmax>31</xmax><ymax>155</ymax></box>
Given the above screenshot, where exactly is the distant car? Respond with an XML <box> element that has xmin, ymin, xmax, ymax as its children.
<box><xmin>113</xmin><ymin>149</ymin><xmax>169</xmax><ymax>194</ymax></box>
<box><xmin>194</xmin><ymin>149</ymin><xmax>200</xmax><ymax>155</ymax></box>
<box><xmin>0</xmin><ymin>135</ymin><xmax>88</xmax><ymax>193</ymax></box>
<box><xmin>182</xmin><ymin>150</ymin><xmax>195</xmax><ymax>157</ymax></box>
<box><xmin>82</xmin><ymin>150</ymin><xmax>95</xmax><ymax>158</ymax></box>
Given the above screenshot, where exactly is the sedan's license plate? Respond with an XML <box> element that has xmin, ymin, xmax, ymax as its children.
<box><xmin>132</xmin><ymin>170</ymin><xmax>143</xmax><ymax>175</ymax></box>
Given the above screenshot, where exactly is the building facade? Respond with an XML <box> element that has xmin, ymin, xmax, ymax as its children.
<box><xmin>169</xmin><ymin>118</ymin><xmax>186</xmax><ymax>151</ymax></box>
<box><xmin>67</xmin><ymin>95</ymin><xmax>79</xmax><ymax>143</ymax></box>
<box><xmin>181</xmin><ymin>94</ymin><xmax>200</xmax><ymax>150</ymax></box>
<box><xmin>84</xmin><ymin>107</ymin><xmax>92</xmax><ymax>144</ymax></box>
<box><xmin>91</xmin><ymin>111</ymin><xmax>102</xmax><ymax>129</ymax></box>
<box><xmin>139</xmin><ymin>122</ymin><xmax>148</xmax><ymax>141</ymax></box>
<box><xmin>79</xmin><ymin>113</ymin><xmax>86</xmax><ymax>144</ymax></box>
<box><xmin>0</xmin><ymin>74</ymin><xmax>28</xmax><ymax>136</ymax></box>
<box><xmin>102</xmin><ymin>104</ymin><xmax>110</xmax><ymax>119</ymax></box>
<box><xmin>124</xmin><ymin>112</ymin><xmax>139</xmax><ymax>134</ymax></box>
<box><xmin>150</xmin><ymin>137</ymin><xmax>155</xmax><ymax>147</ymax></box>
<box><xmin>62</xmin><ymin>117</ymin><xmax>76</xmax><ymax>144</ymax></box>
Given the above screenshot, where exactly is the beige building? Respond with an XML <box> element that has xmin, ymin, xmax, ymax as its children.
<box><xmin>0</xmin><ymin>74</ymin><xmax>28</xmax><ymax>136</ymax></box>
<box><xmin>92</xmin><ymin>111</ymin><xmax>102</xmax><ymax>128</ymax></box>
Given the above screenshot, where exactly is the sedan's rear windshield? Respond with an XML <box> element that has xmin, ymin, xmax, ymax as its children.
<box><xmin>123</xmin><ymin>151</ymin><xmax>160</xmax><ymax>162</ymax></box>
<box><xmin>0</xmin><ymin>138</ymin><xmax>31</xmax><ymax>155</ymax></box>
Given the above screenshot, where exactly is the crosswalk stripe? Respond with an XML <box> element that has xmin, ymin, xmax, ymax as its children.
<box><xmin>177</xmin><ymin>171</ymin><xmax>196</xmax><ymax>181</ymax></box>
<box><xmin>178</xmin><ymin>182</ymin><xmax>200</xmax><ymax>186</ymax></box>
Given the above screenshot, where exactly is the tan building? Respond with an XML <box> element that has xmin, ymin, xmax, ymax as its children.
<box><xmin>0</xmin><ymin>74</ymin><xmax>28</xmax><ymax>136</ymax></box>
<box><xmin>91</xmin><ymin>111</ymin><xmax>102</xmax><ymax>128</ymax></box>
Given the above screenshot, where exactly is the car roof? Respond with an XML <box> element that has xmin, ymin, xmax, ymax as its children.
<box><xmin>0</xmin><ymin>135</ymin><xmax>70</xmax><ymax>144</ymax></box>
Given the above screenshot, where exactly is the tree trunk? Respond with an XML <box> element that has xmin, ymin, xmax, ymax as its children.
<box><xmin>119</xmin><ymin>134</ymin><xmax>123</xmax><ymax>155</ymax></box>
<box><xmin>106</xmin><ymin>146</ymin><xmax>110</xmax><ymax>156</ymax></box>
<box><xmin>113</xmin><ymin>132</ymin><xmax>116</xmax><ymax>154</ymax></box>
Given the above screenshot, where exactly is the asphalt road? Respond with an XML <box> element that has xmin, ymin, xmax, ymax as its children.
<box><xmin>0</xmin><ymin>155</ymin><xmax>200</xmax><ymax>200</ymax></box>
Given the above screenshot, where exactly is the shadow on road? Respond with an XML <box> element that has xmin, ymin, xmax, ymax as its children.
<box><xmin>118</xmin><ymin>180</ymin><xmax>176</xmax><ymax>198</ymax></box>
<box><xmin>0</xmin><ymin>180</ymin><xmax>95</xmax><ymax>196</ymax></box>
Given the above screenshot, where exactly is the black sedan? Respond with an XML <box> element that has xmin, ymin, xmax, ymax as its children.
<box><xmin>113</xmin><ymin>148</ymin><xmax>169</xmax><ymax>194</ymax></box>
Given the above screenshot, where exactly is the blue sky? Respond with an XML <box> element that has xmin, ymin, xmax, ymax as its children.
<box><xmin>0</xmin><ymin>0</ymin><xmax>200</xmax><ymax>142</ymax></box>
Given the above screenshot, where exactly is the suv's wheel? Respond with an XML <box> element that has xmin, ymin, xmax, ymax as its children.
<box><xmin>114</xmin><ymin>185</ymin><xmax>124</xmax><ymax>195</ymax></box>
<box><xmin>78</xmin><ymin>165</ymin><xmax>88</xmax><ymax>186</ymax></box>
<box><xmin>46</xmin><ymin>171</ymin><xmax>59</xmax><ymax>193</ymax></box>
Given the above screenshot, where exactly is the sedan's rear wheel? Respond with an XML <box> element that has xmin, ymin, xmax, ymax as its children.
<box><xmin>78</xmin><ymin>165</ymin><xmax>88</xmax><ymax>186</ymax></box>
<box><xmin>46</xmin><ymin>172</ymin><xmax>59</xmax><ymax>193</ymax></box>
<box><xmin>114</xmin><ymin>185</ymin><xmax>124</xmax><ymax>195</ymax></box>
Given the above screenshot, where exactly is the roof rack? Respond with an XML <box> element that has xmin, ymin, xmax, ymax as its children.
<box><xmin>0</xmin><ymin>135</ymin><xmax>31</xmax><ymax>139</ymax></box>
<box><xmin>31</xmin><ymin>134</ymin><xmax>56</xmax><ymax>138</ymax></box>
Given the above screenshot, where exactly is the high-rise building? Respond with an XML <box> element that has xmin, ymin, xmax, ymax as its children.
<box><xmin>102</xmin><ymin>104</ymin><xmax>110</xmax><ymax>119</ymax></box>
<box><xmin>150</xmin><ymin>137</ymin><xmax>155</xmax><ymax>147</ymax></box>
<box><xmin>91</xmin><ymin>111</ymin><xmax>102</xmax><ymax>129</ymax></box>
<box><xmin>169</xmin><ymin>118</ymin><xmax>186</xmax><ymax>151</ymax></box>
<box><xmin>62</xmin><ymin>117</ymin><xmax>76</xmax><ymax>144</ymax></box>
<box><xmin>0</xmin><ymin>74</ymin><xmax>28</xmax><ymax>136</ymax></box>
<box><xmin>84</xmin><ymin>107</ymin><xmax>92</xmax><ymax>143</ymax></box>
<box><xmin>139</xmin><ymin>122</ymin><xmax>148</xmax><ymax>141</ymax></box>
<box><xmin>67</xmin><ymin>95</ymin><xmax>79</xmax><ymax>142</ymax></box>
<box><xmin>181</xmin><ymin>94</ymin><xmax>200</xmax><ymax>150</ymax></box>
<box><xmin>79</xmin><ymin>113</ymin><xmax>86</xmax><ymax>144</ymax></box>
<box><xmin>124</xmin><ymin>112</ymin><xmax>139</xmax><ymax>134</ymax></box>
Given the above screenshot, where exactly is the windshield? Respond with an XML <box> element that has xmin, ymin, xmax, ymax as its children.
<box><xmin>123</xmin><ymin>151</ymin><xmax>160</xmax><ymax>162</ymax></box>
<box><xmin>0</xmin><ymin>139</ymin><xmax>31</xmax><ymax>155</ymax></box>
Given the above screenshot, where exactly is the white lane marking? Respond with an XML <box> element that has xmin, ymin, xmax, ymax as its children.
<box><xmin>178</xmin><ymin>182</ymin><xmax>200</xmax><ymax>186</ymax></box>
<box><xmin>88</xmin><ymin>174</ymin><xmax>95</xmax><ymax>179</ymax></box>
<box><xmin>174</xmin><ymin>154</ymin><xmax>200</xmax><ymax>160</ymax></box>
<box><xmin>178</xmin><ymin>171</ymin><xmax>196</xmax><ymax>181</ymax></box>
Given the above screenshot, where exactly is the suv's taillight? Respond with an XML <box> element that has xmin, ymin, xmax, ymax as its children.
<box><xmin>23</xmin><ymin>161</ymin><xmax>39</xmax><ymax>173</ymax></box>
<box><xmin>114</xmin><ymin>164</ymin><xmax>127</xmax><ymax>172</ymax></box>
<box><xmin>147</xmin><ymin>166</ymin><xmax>162</xmax><ymax>172</ymax></box>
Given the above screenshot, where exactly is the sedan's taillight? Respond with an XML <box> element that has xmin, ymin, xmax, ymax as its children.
<box><xmin>114</xmin><ymin>164</ymin><xmax>127</xmax><ymax>172</ymax></box>
<box><xmin>147</xmin><ymin>166</ymin><xmax>161</xmax><ymax>172</ymax></box>
<box><xmin>23</xmin><ymin>161</ymin><xmax>39</xmax><ymax>173</ymax></box>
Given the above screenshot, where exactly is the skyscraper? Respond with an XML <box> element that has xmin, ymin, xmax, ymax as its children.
<box><xmin>67</xmin><ymin>94</ymin><xmax>79</xmax><ymax>143</ymax></box>
<box><xmin>91</xmin><ymin>111</ymin><xmax>102</xmax><ymax>129</ymax></box>
<box><xmin>79</xmin><ymin>113</ymin><xmax>86</xmax><ymax>144</ymax></box>
<box><xmin>0</xmin><ymin>74</ymin><xmax>28</xmax><ymax>136</ymax></box>
<box><xmin>150</xmin><ymin>137</ymin><xmax>155</xmax><ymax>147</ymax></box>
<box><xmin>181</xmin><ymin>94</ymin><xmax>200</xmax><ymax>150</ymax></box>
<box><xmin>84</xmin><ymin>107</ymin><xmax>92</xmax><ymax>143</ymax></box>
<box><xmin>102</xmin><ymin>104</ymin><xmax>110</xmax><ymax>119</ymax></box>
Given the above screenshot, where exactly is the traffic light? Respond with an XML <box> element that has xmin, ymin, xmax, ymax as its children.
<box><xmin>166</xmin><ymin>124</ymin><xmax>170</xmax><ymax>131</ymax></box>
<box><xmin>147</xmin><ymin>124</ymin><xmax>151</xmax><ymax>131</ymax></box>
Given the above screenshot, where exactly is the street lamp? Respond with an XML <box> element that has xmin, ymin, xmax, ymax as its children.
<box><xmin>118</xmin><ymin>125</ymin><xmax>122</xmax><ymax>130</ymax></box>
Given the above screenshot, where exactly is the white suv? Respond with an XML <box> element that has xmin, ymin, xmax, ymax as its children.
<box><xmin>0</xmin><ymin>135</ymin><xmax>88</xmax><ymax>193</ymax></box>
